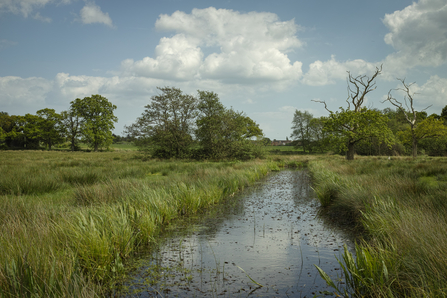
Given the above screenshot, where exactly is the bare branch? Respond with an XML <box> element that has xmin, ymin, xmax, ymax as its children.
<box><xmin>346</xmin><ymin>64</ymin><xmax>382</xmax><ymax>112</ymax></box>
<box><xmin>312</xmin><ymin>99</ymin><xmax>331</xmax><ymax>113</ymax></box>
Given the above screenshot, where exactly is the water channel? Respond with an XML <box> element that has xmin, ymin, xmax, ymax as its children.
<box><xmin>121</xmin><ymin>170</ymin><xmax>355</xmax><ymax>297</ymax></box>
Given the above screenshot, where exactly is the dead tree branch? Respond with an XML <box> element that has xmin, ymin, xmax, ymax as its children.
<box><xmin>346</xmin><ymin>64</ymin><xmax>382</xmax><ymax>112</ymax></box>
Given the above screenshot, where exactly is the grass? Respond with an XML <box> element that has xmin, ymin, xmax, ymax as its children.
<box><xmin>310</xmin><ymin>155</ymin><xmax>447</xmax><ymax>297</ymax></box>
<box><xmin>0</xmin><ymin>150</ymin><xmax>308</xmax><ymax>297</ymax></box>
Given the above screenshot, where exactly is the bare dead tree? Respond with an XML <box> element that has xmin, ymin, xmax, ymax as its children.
<box><xmin>382</xmin><ymin>78</ymin><xmax>432</xmax><ymax>158</ymax></box>
<box><xmin>346</xmin><ymin>64</ymin><xmax>382</xmax><ymax>112</ymax></box>
<box><xmin>313</xmin><ymin>65</ymin><xmax>382</xmax><ymax>110</ymax></box>
<box><xmin>312</xmin><ymin>65</ymin><xmax>385</xmax><ymax>160</ymax></box>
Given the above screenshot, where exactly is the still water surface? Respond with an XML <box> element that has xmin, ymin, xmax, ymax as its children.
<box><xmin>121</xmin><ymin>170</ymin><xmax>354</xmax><ymax>297</ymax></box>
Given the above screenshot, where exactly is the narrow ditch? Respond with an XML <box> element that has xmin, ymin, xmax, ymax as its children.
<box><xmin>119</xmin><ymin>170</ymin><xmax>355</xmax><ymax>297</ymax></box>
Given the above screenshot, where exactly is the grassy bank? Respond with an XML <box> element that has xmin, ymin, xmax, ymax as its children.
<box><xmin>310</xmin><ymin>156</ymin><xmax>447</xmax><ymax>297</ymax></box>
<box><xmin>0</xmin><ymin>151</ymin><xmax>308</xmax><ymax>297</ymax></box>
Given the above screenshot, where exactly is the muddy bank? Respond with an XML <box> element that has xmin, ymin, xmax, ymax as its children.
<box><xmin>119</xmin><ymin>170</ymin><xmax>354</xmax><ymax>297</ymax></box>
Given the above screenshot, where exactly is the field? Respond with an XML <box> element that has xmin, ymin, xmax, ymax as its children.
<box><xmin>0</xmin><ymin>150</ymin><xmax>306</xmax><ymax>297</ymax></box>
<box><xmin>311</xmin><ymin>155</ymin><xmax>447</xmax><ymax>297</ymax></box>
<box><xmin>2</xmin><ymin>150</ymin><xmax>447</xmax><ymax>297</ymax></box>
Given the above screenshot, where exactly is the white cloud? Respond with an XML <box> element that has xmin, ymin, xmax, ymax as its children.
<box><xmin>302</xmin><ymin>55</ymin><xmax>379</xmax><ymax>86</ymax></box>
<box><xmin>0</xmin><ymin>76</ymin><xmax>53</xmax><ymax>107</ymax></box>
<box><xmin>52</xmin><ymin>72</ymin><xmax>111</xmax><ymax>99</ymax></box>
<box><xmin>302</xmin><ymin>0</ymin><xmax>447</xmax><ymax>85</ymax></box>
<box><xmin>0</xmin><ymin>0</ymin><xmax>69</xmax><ymax>18</ymax></box>
<box><xmin>382</xmin><ymin>0</ymin><xmax>447</xmax><ymax>70</ymax></box>
<box><xmin>121</xmin><ymin>34</ymin><xmax>203</xmax><ymax>80</ymax></box>
<box><xmin>409</xmin><ymin>75</ymin><xmax>447</xmax><ymax>111</ymax></box>
<box><xmin>79</xmin><ymin>1</ymin><xmax>114</xmax><ymax>27</ymax></box>
<box><xmin>122</xmin><ymin>7</ymin><xmax>303</xmax><ymax>86</ymax></box>
<box><xmin>0</xmin><ymin>72</ymin><xmax>167</xmax><ymax>110</ymax></box>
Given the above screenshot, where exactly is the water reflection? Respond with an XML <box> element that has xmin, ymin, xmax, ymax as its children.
<box><xmin>120</xmin><ymin>170</ymin><xmax>354</xmax><ymax>297</ymax></box>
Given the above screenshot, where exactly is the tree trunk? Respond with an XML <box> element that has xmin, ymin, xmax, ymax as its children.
<box><xmin>346</xmin><ymin>141</ymin><xmax>355</xmax><ymax>160</ymax></box>
<box><xmin>412</xmin><ymin>135</ymin><xmax>417</xmax><ymax>158</ymax></box>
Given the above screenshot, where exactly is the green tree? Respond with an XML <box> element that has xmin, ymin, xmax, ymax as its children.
<box><xmin>290</xmin><ymin>110</ymin><xmax>313</xmax><ymax>153</ymax></box>
<box><xmin>398</xmin><ymin>116</ymin><xmax>447</xmax><ymax>154</ymax></box>
<box><xmin>383</xmin><ymin>78</ymin><xmax>434</xmax><ymax>157</ymax></box>
<box><xmin>126</xmin><ymin>87</ymin><xmax>198</xmax><ymax>158</ymax></box>
<box><xmin>20</xmin><ymin>114</ymin><xmax>42</xmax><ymax>149</ymax></box>
<box><xmin>195</xmin><ymin>91</ymin><xmax>263</xmax><ymax>159</ymax></box>
<box><xmin>441</xmin><ymin>105</ymin><xmax>447</xmax><ymax>123</ymax></box>
<box><xmin>315</xmin><ymin>66</ymin><xmax>394</xmax><ymax>160</ymax></box>
<box><xmin>72</xmin><ymin>95</ymin><xmax>117</xmax><ymax>151</ymax></box>
<box><xmin>308</xmin><ymin>117</ymin><xmax>329</xmax><ymax>153</ymax></box>
<box><xmin>262</xmin><ymin>137</ymin><xmax>272</xmax><ymax>146</ymax></box>
<box><xmin>61</xmin><ymin>107</ymin><xmax>82</xmax><ymax>152</ymax></box>
<box><xmin>195</xmin><ymin>91</ymin><xmax>227</xmax><ymax>158</ymax></box>
<box><xmin>36</xmin><ymin>108</ymin><xmax>64</xmax><ymax>150</ymax></box>
<box><xmin>0</xmin><ymin>112</ymin><xmax>14</xmax><ymax>149</ymax></box>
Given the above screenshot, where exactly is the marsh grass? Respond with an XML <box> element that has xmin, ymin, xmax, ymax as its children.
<box><xmin>0</xmin><ymin>151</ymin><xmax>305</xmax><ymax>297</ymax></box>
<box><xmin>311</xmin><ymin>155</ymin><xmax>447</xmax><ymax>297</ymax></box>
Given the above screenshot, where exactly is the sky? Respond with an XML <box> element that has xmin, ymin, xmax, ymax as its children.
<box><xmin>1</xmin><ymin>0</ymin><xmax>447</xmax><ymax>140</ymax></box>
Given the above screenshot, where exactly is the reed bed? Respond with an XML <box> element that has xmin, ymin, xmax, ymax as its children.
<box><xmin>0</xmin><ymin>151</ymin><xmax>302</xmax><ymax>297</ymax></box>
<box><xmin>310</xmin><ymin>155</ymin><xmax>447</xmax><ymax>297</ymax></box>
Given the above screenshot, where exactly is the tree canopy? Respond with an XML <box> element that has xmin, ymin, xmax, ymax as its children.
<box><xmin>126</xmin><ymin>87</ymin><xmax>264</xmax><ymax>159</ymax></box>
<box><xmin>71</xmin><ymin>95</ymin><xmax>118</xmax><ymax>151</ymax></box>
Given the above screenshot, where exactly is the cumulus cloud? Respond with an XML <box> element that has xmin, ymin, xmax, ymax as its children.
<box><xmin>382</xmin><ymin>0</ymin><xmax>447</xmax><ymax>70</ymax></box>
<box><xmin>0</xmin><ymin>72</ymin><xmax>168</xmax><ymax>111</ymax></box>
<box><xmin>0</xmin><ymin>76</ymin><xmax>53</xmax><ymax>107</ymax></box>
<box><xmin>122</xmin><ymin>7</ymin><xmax>304</xmax><ymax>85</ymax></box>
<box><xmin>0</xmin><ymin>0</ymin><xmax>69</xmax><ymax>19</ymax></box>
<box><xmin>79</xmin><ymin>1</ymin><xmax>114</xmax><ymax>27</ymax></box>
<box><xmin>301</xmin><ymin>0</ymin><xmax>447</xmax><ymax>85</ymax></box>
<box><xmin>302</xmin><ymin>55</ymin><xmax>379</xmax><ymax>86</ymax></box>
<box><xmin>121</xmin><ymin>34</ymin><xmax>203</xmax><ymax>81</ymax></box>
<box><xmin>409</xmin><ymin>75</ymin><xmax>447</xmax><ymax>111</ymax></box>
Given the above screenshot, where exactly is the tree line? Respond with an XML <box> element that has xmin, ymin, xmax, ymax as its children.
<box><xmin>291</xmin><ymin>66</ymin><xmax>447</xmax><ymax>159</ymax></box>
<box><xmin>125</xmin><ymin>87</ymin><xmax>264</xmax><ymax>160</ymax></box>
<box><xmin>0</xmin><ymin>95</ymin><xmax>117</xmax><ymax>151</ymax></box>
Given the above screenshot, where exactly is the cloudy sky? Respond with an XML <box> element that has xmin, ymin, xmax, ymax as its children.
<box><xmin>1</xmin><ymin>0</ymin><xmax>447</xmax><ymax>140</ymax></box>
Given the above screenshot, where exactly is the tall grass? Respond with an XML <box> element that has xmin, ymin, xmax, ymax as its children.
<box><xmin>310</xmin><ymin>156</ymin><xmax>447</xmax><ymax>297</ymax></box>
<box><xmin>0</xmin><ymin>151</ymin><xmax>295</xmax><ymax>296</ymax></box>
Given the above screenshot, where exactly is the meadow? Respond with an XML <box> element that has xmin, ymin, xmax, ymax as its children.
<box><xmin>2</xmin><ymin>150</ymin><xmax>447</xmax><ymax>297</ymax></box>
<box><xmin>0</xmin><ymin>150</ymin><xmax>302</xmax><ymax>297</ymax></box>
<box><xmin>311</xmin><ymin>155</ymin><xmax>447</xmax><ymax>297</ymax></box>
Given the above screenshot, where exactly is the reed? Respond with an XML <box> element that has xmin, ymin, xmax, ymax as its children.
<box><xmin>0</xmin><ymin>151</ymin><xmax>303</xmax><ymax>296</ymax></box>
<box><xmin>311</xmin><ymin>156</ymin><xmax>447</xmax><ymax>297</ymax></box>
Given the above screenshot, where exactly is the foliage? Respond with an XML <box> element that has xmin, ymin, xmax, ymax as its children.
<box><xmin>409</xmin><ymin>116</ymin><xmax>447</xmax><ymax>140</ymax></box>
<box><xmin>290</xmin><ymin>110</ymin><xmax>313</xmax><ymax>153</ymax></box>
<box><xmin>324</xmin><ymin>107</ymin><xmax>394</xmax><ymax>160</ymax></box>
<box><xmin>126</xmin><ymin>87</ymin><xmax>264</xmax><ymax>160</ymax></box>
<box><xmin>290</xmin><ymin>111</ymin><xmax>328</xmax><ymax>153</ymax></box>
<box><xmin>314</xmin><ymin>66</ymin><xmax>395</xmax><ymax>160</ymax></box>
<box><xmin>61</xmin><ymin>108</ymin><xmax>82</xmax><ymax>151</ymax></box>
<box><xmin>125</xmin><ymin>87</ymin><xmax>198</xmax><ymax>158</ymax></box>
<box><xmin>196</xmin><ymin>90</ymin><xmax>264</xmax><ymax>159</ymax></box>
<box><xmin>441</xmin><ymin>105</ymin><xmax>447</xmax><ymax>123</ymax></box>
<box><xmin>36</xmin><ymin>108</ymin><xmax>65</xmax><ymax>150</ymax></box>
<box><xmin>71</xmin><ymin>95</ymin><xmax>118</xmax><ymax>152</ymax></box>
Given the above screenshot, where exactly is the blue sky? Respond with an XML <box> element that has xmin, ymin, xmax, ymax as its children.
<box><xmin>1</xmin><ymin>0</ymin><xmax>447</xmax><ymax>140</ymax></box>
